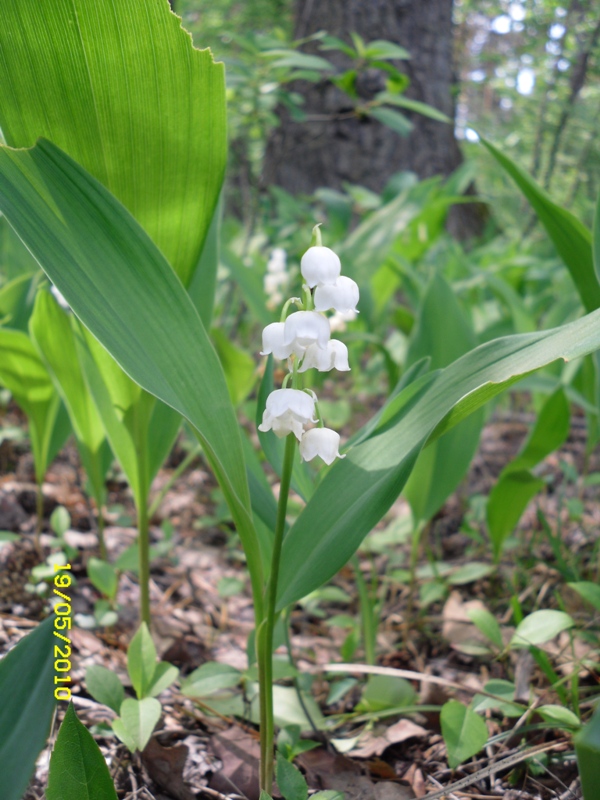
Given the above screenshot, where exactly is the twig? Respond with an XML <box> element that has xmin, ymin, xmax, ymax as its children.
<box><xmin>422</xmin><ymin>740</ymin><xmax>568</xmax><ymax>800</ymax></box>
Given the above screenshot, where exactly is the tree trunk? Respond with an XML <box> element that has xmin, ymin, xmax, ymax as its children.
<box><xmin>264</xmin><ymin>0</ymin><xmax>484</xmax><ymax>238</ymax></box>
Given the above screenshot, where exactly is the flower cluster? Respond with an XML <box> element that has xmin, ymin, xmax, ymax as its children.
<box><xmin>258</xmin><ymin>229</ymin><xmax>359</xmax><ymax>465</ymax></box>
<box><xmin>263</xmin><ymin>248</ymin><xmax>291</xmax><ymax>310</ymax></box>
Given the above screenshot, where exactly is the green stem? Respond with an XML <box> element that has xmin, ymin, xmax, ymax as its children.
<box><xmin>351</xmin><ymin>554</ymin><xmax>376</xmax><ymax>665</ymax></box>
<box><xmin>137</xmin><ymin>494</ymin><xmax>151</xmax><ymax>626</ymax></box>
<box><xmin>258</xmin><ymin>432</ymin><xmax>296</xmax><ymax>793</ymax></box>
<box><xmin>35</xmin><ymin>483</ymin><xmax>44</xmax><ymax>552</ymax></box>
<box><xmin>97</xmin><ymin>511</ymin><xmax>107</xmax><ymax>561</ymax></box>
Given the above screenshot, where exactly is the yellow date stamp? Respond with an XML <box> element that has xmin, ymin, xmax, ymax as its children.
<box><xmin>53</xmin><ymin>563</ymin><xmax>73</xmax><ymax>702</ymax></box>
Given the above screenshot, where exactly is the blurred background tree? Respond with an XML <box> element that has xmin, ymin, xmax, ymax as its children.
<box><xmin>176</xmin><ymin>0</ymin><xmax>600</xmax><ymax>233</ymax></box>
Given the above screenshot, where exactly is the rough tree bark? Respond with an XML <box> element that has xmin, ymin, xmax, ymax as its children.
<box><xmin>264</xmin><ymin>0</ymin><xmax>483</xmax><ymax>238</ymax></box>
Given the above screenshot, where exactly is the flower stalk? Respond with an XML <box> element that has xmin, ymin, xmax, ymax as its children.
<box><xmin>256</xmin><ymin>225</ymin><xmax>358</xmax><ymax>793</ymax></box>
<box><xmin>258</xmin><ymin>431</ymin><xmax>296</xmax><ymax>792</ymax></box>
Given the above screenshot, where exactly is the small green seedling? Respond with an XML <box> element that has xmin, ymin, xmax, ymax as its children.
<box><xmin>86</xmin><ymin>622</ymin><xmax>178</xmax><ymax>753</ymax></box>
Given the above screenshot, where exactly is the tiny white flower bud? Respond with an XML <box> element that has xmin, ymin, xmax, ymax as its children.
<box><xmin>301</xmin><ymin>246</ymin><xmax>341</xmax><ymax>288</ymax></box>
<box><xmin>261</xmin><ymin>322</ymin><xmax>293</xmax><ymax>359</ymax></box>
<box><xmin>314</xmin><ymin>276</ymin><xmax>359</xmax><ymax>313</ymax></box>
<box><xmin>283</xmin><ymin>310</ymin><xmax>330</xmax><ymax>352</ymax></box>
<box><xmin>298</xmin><ymin>340</ymin><xmax>350</xmax><ymax>373</ymax></box>
<box><xmin>300</xmin><ymin>427</ymin><xmax>345</xmax><ymax>465</ymax></box>
<box><xmin>267</xmin><ymin>248</ymin><xmax>287</xmax><ymax>273</ymax></box>
<box><xmin>258</xmin><ymin>388</ymin><xmax>317</xmax><ymax>440</ymax></box>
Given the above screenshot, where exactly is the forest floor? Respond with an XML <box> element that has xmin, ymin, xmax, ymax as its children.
<box><xmin>1</xmin><ymin>400</ymin><xmax>598</xmax><ymax>800</ymax></box>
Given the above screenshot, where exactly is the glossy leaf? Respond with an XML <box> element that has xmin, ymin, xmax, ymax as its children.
<box><xmin>128</xmin><ymin>623</ymin><xmax>158</xmax><ymax>700</ymax></box>
<box><xmin>487</xmin><ymin>388</ymin><xmax>570</xmax><ymax>558</ymax></box>
<box><xmin>0</xmin><ymin>0</ymin><xmax>226</xmax><ymax>285</ymax></box>
<box><xmin>575</xmin><ymin>705</ymin><xmax>600</xmax><ymax>800</ymax></box>
<box><xmin>47</xmin><ymin>702</ymin><xmax>117</xmax><ymax>800</ymax></box>
<box><xmin>0</xmin><ymin>327</ymin><xmax>68</xmax><ymax>483</ymax></box>
<box><xmin>510</xmin><ymin>610</ymin><xmax>575</xmax><ymax>649</ymax></box>
<box><xmin>0</xmin><ymin>139</ymin><xmax>264</xmax><ymax>603</ymax></box>
<box><xmin>87</xmin><ymin>558</ymin><xmax>118</xmax><ymax>601</ymax></box>
<box><xmin>568</xmin><ymin>581</ymin><xmax>600</xmax><ymax>611</ymax></box>
<box><xmin>85</xmin><ymin>665</ymin><xmax>125</xmax><ymax>714</ymax></box>
<box><xmin>113</xmin><ymin>697</ymin><xmax>161</xmax><ymax>753</ymax></box>
<box><xmin>0</xmin><ymin>616</ymin><xmax>56</xmax><ymax>800</ymax></box>
<box><xmin>276</xmin><ymin>753</ymin><xmax>308</xmax><ymax>800</ymax></box>
<box><xmin>30</xmin><ymin>289</ymin><xmax>111</xmax><ymax>507</ymax></box>
<box><xmin>441</xmin><ymin>700</ymin><xmax>488</xmax><ymax>769</ymax></box>
<box><xmin>277</xmin><ymin>307</ymin><xmax>600</xmax><ymax>609</ymax></box>
<box><xmin>481</xmin><ymin>137</ymin><xmax>600</xmax><ymax>313</ymax></box>
<box><xmin>404</xmin><ymin>273</ymin><xmax>483</xmax><ymax>523</ymax></box>
<box><xmin>147</xmin><ymin>662</ymin><xmax>179</xmax><ymax>698</ymax></box>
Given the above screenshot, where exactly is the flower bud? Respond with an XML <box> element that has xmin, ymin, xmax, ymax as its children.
<box><xmin>300</xmin><ymin>427</ymin><xmax>345</xmax><ymax>465</ymax></box>
<box><xmin>298</xmin><ymin>340</ymin><xmax>350</xmax><ymax>373</ymax></box>
<box><xmin>314</xmin><ymin>276</ymin><xmax>359</xmax><ymax>314</ymax></box>
<box><xmin>261</xmin><ymin>322</ymin><xmax>293</xmax><ymax>359</ymax></box>
<box><xmin>258</xmin><ymin>389</ymin><xmax>317</xmax><ymax>440</ymax></box>
<box><xmin>301</xmin><ymin>246</ymin><xmax>341</xmax><ymax>288</ymax></box>
<box><xmin>283</xmin><ymin>310</ymin><xmax>330</xmax><ymax>352</ymax></box>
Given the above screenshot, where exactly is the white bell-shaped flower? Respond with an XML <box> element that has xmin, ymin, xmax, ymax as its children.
<box><xmin>329</xmin><ymin>309</ymin><xmax>358</xmax><ymax>333</ymax></box>
<box><xmin>267</xmin><ymin>248</ymin><xmax>287</xmax><ymax>273</ymax></box>
<box><xmin>258</xmin><ymin>389</ymin><xmax>317</xmax><ymax>440</ymax></box>
<box><xmin>300</xmin><ymin>427</ymin><xmax>345</xmax><ymax>465</ymax></box>
<box><xmin>314</xmin><ymin>276</ymin><xmax>359</xmax><ymax>313</ymax></box>
<box><xmin>261</xmin><ymin>322</ymin><xmax>293</xmax><ymax>359</ymax></box>
<box><xmin>301</xmin><ymin>246</ymin><xmax>341</xmax><ymax>288</ymax></box>
<box><xmin>298</xmin><ymin>339</ymin><xmax>350</xmax><ymax>373</ymax></box>
<box><xmin>283</xmin><ymin>311</ymin><xmax>330</xmax><ymax>353</ymax></box>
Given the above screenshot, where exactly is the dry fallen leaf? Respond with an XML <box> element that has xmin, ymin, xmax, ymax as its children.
<box><xmin>141</xmin><ymin>738</ymin><xmax>196</xmax><ymax>800</ymax></box>
<box><xmin>349</xmin><ymin>719</ymin><xmax>427</xmax><ymax>758</ymax></box>
<box><xmin>208</xmin><ymin>726</ymin><xmax>261</xmax><ymax>800</ymax></box>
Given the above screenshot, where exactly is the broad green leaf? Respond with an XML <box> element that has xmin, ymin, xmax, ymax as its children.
<box><xmin>487</xmin><ymin>471</ymin><xmax>545</xmax><ymax>558</ymax></box>
<box><xmin>30</xmin><ymin>289</ymin><xmax>111</xmax><ymax>506</ymax></box>
<box><xmin>181</xmin><ymin>662</ymin><xmax>242</xmax><ymax>697</ymax></box>
<box><xmin>212</xmin><ymin>328</ymin><xmax>257</xmax><ymax>406</ymax></box>
<box><xmin>277</xmin><ymin>307</ymin><xmax>600</xmax><ymax>609</ymax></box>
<box><xmin>487</xmin><ymin>388</ymin><xmax>570</xmax><ymax>558</ymax></box>
<box><xmin>85</xmin><ymin>665</ymin><xmax>125</xmax><ymax>714</ymax></box>
<box><xmin>480</xmin><ymin>137</ymin><xmax>600</xmax><ymax>313</ymax></box>
<box><xmin>0</xmin><ymin>139</ymin><xmax>264</xmax><ymax>602</ymax></box>
<box><xmin>467</xmin><ymin>607</ymin><xmax>503</xmax><ymax>648</ymax></box>
<box><xmin>369</xmin><ymin>106</ymin><xmax>413</xmax><ymax>137</ymax></box>
<box><xmin>377</xmin><ymin>91</ymin><xmax>451</xmax><ymax>123</ymax></box>
<box><xmin>594</xmin><ymin>190</ymin><xmax>600</xmax><ymax>284</ymax></box>
<box><xmin>266</xmin><ymin>50</ymin><xmax>334</xmax><ymax>71</ymax></box>
<box><xmin>87</xmin><ymin>558</ymin><xmax>118</xmax><ymax>601</ymax></box>
<box><xmin>509</xmin><ymin>388</ymin><xmax>570</xmax><ymax>472</ymax></box>
<box><xmin>0</xmin><ymin>616</ymin><xmax>56</xmax><ymax>800</ymax></box>
<box><xmin>441</xmin><ymin>700</ymin><xmax>488</xmax><ymax>769</ymax></box>
<box><xmin>128</xmin><ymin>623</ymin><xmax>157</xmax><ymax>700</ymax></box>
<box><xmin>276</xmin><ymin>753</ymin><xmax>308</xmax><ymax>800</ymax></box>
<box><xmin>449</xmin><ymin>562</ymin><xmax>494</xmax><ymax>585</ymax></box>
<box><xmin>0</xmin><ymin>327</ymin><xmax>67</xmax><ymax>483</ymax></box>
<box><xmin>113</xmin><ymin>697</ymin><xmax>161</xmax><ymax>753</ymax></box>
<box><xmin>364</xmin><ymin>40</ymin><xmax>411</xmax><ymax>60</ymax></box>
<box><xmin>510</xmin><ymin>610</ymin><xmax>575</xmax><ymax>649</ymax></box>
<box><xmin>0</xmin><ymin>273</ymin><xmax>36</xmax><ymax>331</ymax></box>
<box><xmin>404</xmin><ymin>273</ymin><xmax>483</xmax><ymax>523</ymax></box>
<box><xmin>0</xmin><ymin>0</ymin><xmax>226</xmax><ymax>286</ymax></box>
<box><xmin>47</xmin><ymin>702</ymin><xmax>117</xmax><ymax>800</ymax></box>
<box><xmin>575</xmin><ymin>705</ymin><xmax>600</xmax><ymax>800</ymax></box>
<box><xmin>568</xmin><ymin>581</ymin><xmax>600</xmax><ymax>611</ymax></box>
<box><xmin>355</xmin><ymin>675</ymin><xmax>416</xmax><ymax>713</ymax></box>
<box><xmin>472</xmin><ymin>680</ymin><xmax>524</xmax><ymax>718</ymax></box>
<box><xmin>147</xmin><ymin>662</ymin><xmax>179</xmax><ymax>698</ymax></box>
<box><xmin>538</xmin><ymin>705</ymin><xmax>580</xmax><ymax>729</ymax></box>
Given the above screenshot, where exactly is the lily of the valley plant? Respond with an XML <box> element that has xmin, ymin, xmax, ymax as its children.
<box><xmin>256</xmin><ymin>225</ymin><xmax>358</xmax><ymax>788</ymax></box>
